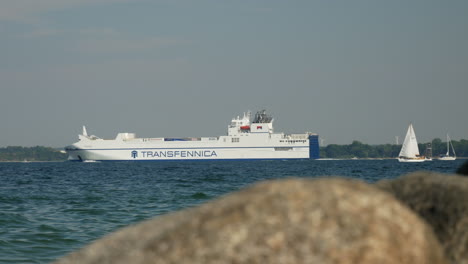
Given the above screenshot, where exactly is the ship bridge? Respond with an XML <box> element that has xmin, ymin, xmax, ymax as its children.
<box><xmin>228</xmin><ymin>110</ymin><xmax>274</xmax><ymax>136</ymax></box>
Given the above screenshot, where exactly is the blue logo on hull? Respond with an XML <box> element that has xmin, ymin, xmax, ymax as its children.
<box><xmin>130</xmin><ymin>150</ymin><xmax>218</xmax><ymax>159</ymax></box>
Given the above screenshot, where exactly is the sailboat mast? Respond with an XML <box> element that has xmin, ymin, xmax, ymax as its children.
<box><xmin>446</xmin><ymin>134</ymin><xmax>450</xmax><ymax>156</ymax></box>
<box><xmin>448</xmin><ymin>134</ymin><xmax>456</xmax><ymax>157</ymax></box>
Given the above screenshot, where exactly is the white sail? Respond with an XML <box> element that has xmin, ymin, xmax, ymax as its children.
<box><xmin>448</xmin><ymin>134</ymin><xmax>456</xmax><ymax>157</ymax></box>
<box><xmin>399</xmin><ymin>123</ymin><xmax>420</xmax><ymax>158</ymax></box>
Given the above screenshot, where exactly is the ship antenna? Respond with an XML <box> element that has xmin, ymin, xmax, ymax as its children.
<box><xmin>82</xmin><ymin>126</ymin><xmax>88</xmax><ymax>137</ymax></box>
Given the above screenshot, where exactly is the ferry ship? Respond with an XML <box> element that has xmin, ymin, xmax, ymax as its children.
<box><xmin>65</xmin><ymin>110</ymin><xmax>320</xmax><ymax>161</ymax></box>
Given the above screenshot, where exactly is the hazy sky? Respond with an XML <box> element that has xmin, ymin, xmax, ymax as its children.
<box><xmin>1</xmin><ymin>0</ymin><xmax>467</xmax><ymax>147</ymax></box>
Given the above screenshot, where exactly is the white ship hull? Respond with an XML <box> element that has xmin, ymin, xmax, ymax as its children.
<box><xmin>65</xmin><ymin>110</ymin><xmax>320</xmax><ymax>161</ymax></box>
<box><xmin>67</xmin><ymin>146</ymin><xmax>310</xmax><ymax>161</ymax></box>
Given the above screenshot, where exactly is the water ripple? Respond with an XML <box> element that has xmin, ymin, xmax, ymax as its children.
<box><xmin>0</xmin><ymin>160</ymin><xmax>464</xmax><ymax>263</ymax></box>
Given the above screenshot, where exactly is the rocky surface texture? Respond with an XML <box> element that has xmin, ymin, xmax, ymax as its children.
<box><xmin>376</xmin><ymin>171</ymin><xmax>468</xmax><ymax>264</ymax></box>
<box><xmin>457</xmin><ymin>160</ymin><xmax>468</xmax><ymax>175</ymax></box>
<box><xmin>56</xmin><ymin>177</ymin><xmax>447</xmax><ymax>264</ymax></box>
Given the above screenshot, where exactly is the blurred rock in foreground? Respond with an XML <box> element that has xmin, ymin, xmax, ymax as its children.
<box><xmin>457</xmin><ymin>160</ymin><xmax>468</xmax><ymax>176</ymax></box>
<box><xmin>55</xmin><ymin>177</ymin><xmax>446</xmax><ymax>264</ymax></box>
<box><xmin>376</xmin><ymin>171</ymin><xmax>468</xmax><ymax>264</ymax></box>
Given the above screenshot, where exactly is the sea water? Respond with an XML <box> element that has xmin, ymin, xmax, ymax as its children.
<box><xmin>0</xmin><ymin>159</ymin><xmax>465</xmax><ymax>263</ymax></box>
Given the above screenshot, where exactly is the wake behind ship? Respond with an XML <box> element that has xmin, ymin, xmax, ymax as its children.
<box><xmin>65</xmin><ymin>110</ymin><xmax>320</xmax><ymax>161</ymax></box>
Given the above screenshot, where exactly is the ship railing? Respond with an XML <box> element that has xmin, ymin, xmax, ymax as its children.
<box><xmin>287</xmin><ymin>134</ymin><xmax>309</xmax><ymax>139</ymax></box>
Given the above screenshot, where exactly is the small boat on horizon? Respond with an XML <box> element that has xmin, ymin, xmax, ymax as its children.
<box><xmin>398</xmin><ymin>123</ymin><xmax>426</xmax><ymax>163</ymax></box>
<box><xmin>438</xmin><ymin>133</ymin><xmax>456</xmax><ymax>161</ymax></box>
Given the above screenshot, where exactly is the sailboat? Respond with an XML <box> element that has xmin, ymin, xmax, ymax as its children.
<box><xmin>438</xmin><ymin>133</ymin><xmax>456</xmax><ymax>161</ymax></box>
<box><xmin>398</xmin><ymin>123</ymin><xmax>425</xmax><ymax>162</ymax></box>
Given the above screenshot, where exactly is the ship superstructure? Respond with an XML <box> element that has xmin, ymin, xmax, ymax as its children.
<box><xmin>65</xmin><ymin>110</ymin><xmax>320</xmax><ymax>161</ymax></box>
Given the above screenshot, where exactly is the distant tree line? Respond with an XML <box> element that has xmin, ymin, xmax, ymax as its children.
<box><xmin>320</xmin><ymin>139</ymin><xmax>468</xmax><ymax>159</ymax></box>
<box><xmin>0</xmin><ymin>146</ymin><xmax>67</xmax><ymax>161</ymax></box>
